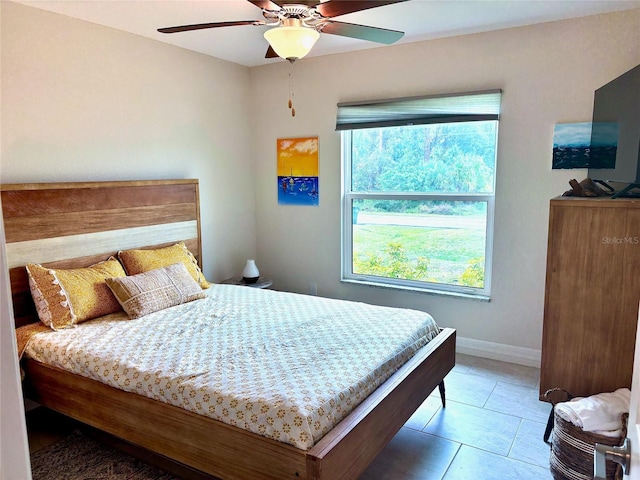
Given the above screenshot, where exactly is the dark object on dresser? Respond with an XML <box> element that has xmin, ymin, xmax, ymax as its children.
<box><xmin>562</xmin><ymin>178</ymin><xmax>609</xmax><ymax>197</ymax></box>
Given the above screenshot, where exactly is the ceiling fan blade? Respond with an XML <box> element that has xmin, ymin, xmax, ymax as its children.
<box><xmin>265</xmin><ymin>45</ymin><xmax>279</xmax><ymax>58</ymax></box>
<box><xmin>315</xmin><ymin>0</ymin><xmax>409</xmax><ymax>18</ymax></box>
<box><xmin>320</xmin><ymin>20</ymin><xmax>404</xmax><ymax>44</ymax></box>
<box><xmin>158</xmin><ymin>20</ymin><xmax>261</xmax><ymax>34</ymax></box>
<box><xmin>291</xmin><ymin>0</ymin><xmax>323</xmax><ymax>6</ymax></box>
<box><xmin>246</xmin><ymin>0</ymin><xmax>283</xmax><ymax>11</ymax></box>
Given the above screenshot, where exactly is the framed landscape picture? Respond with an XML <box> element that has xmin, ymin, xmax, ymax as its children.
<box><xmin>552</xmin><ymin>123</ymin><xmax>592</xmax><ymax>169</ymax></box>
<box><xmin>552</xmin><ymin>122</ymin><xmax>619</xmax><ymax>169</ymax></box>
<box><xmin>277</xmin><ymin>137</ymin><xmax>319</xmax><ymax>206</ymax></box>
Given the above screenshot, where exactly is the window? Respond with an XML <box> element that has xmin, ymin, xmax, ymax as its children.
<box><xmin>339</xmin><ymin>91</ymin><xmax>501</xmax><ymax>299</ymax></box>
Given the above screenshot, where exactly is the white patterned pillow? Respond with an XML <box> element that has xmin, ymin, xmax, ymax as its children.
<box><xmin>105</xmin><ymin>263</ymin><xmax>205</xmax><ymax>319</ymax></box>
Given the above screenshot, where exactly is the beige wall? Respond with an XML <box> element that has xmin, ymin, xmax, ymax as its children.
<box><xmin>250</xmin><ymin>10</ymin><xmax>640</xmax><ymax>359</ymax></box>
<box><xmin>1</xmin><ymin>1</ymin><xmax>257</xmax><ymax>282</ymax></box>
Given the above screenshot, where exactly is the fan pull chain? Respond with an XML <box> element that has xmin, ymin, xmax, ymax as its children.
<box><xmin>288</xmin><ymin>60</ymin><xmax>296</xmax><ymax>117</ymax></box>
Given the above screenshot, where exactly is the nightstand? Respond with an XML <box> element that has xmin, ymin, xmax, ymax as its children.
<box><xmin>221</xmin><ymin>276</ymin><xmax>273</xmax><ymax>289</ymax></box>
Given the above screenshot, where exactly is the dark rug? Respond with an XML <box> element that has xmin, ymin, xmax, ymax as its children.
<box><xmin>30</xmin><ymin>430</ymin><xmax>181</xmax><ymax>480</ymax></box>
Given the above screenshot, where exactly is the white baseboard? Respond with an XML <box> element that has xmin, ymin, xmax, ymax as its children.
<box><xmin>456</xmin><ymin>336</ymin><xmax>541</xmax><ymax>368</ymax></box>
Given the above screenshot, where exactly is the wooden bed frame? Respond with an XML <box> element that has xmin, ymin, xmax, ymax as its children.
<box><xmin>2</xmin><ymin>179</ymin><xmax>456</xmax><ymax>480</ymax></box>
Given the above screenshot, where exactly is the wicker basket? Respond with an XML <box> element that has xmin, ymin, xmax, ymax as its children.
<box><xmin>544</xmin><ymin>388</ymin><xmax>627</xmax><ymax>480</ymax></box>
<box><xmin>549</xmin><ymin>411</ymin><xmax>624</xmax><ymax>480</ymax></box>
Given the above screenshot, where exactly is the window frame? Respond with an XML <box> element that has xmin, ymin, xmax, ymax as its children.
<box><xmin>340</xmin><ymin>124</ymin><xmax>496</xmax><ymax>300</ymax></box>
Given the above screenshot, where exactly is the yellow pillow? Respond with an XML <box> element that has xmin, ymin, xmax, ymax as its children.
<box><xmin>26</xmin><ymin>257</ymin><xmax>126</xmax><ymax>330</ymax></box>
<box><xmin>118</xmin><ymin>242</ymin><xmax>210</xmax><ymax>289</ymax></box>
<box><xmin>106</xmin><ymin>263</ymin><xmax>206</xmax><ymax>319</ymax></box>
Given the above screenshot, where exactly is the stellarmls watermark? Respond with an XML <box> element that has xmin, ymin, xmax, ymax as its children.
<box><xmin>602</xmin><ymin>236</ymin><xmax>639</xmax><ymax>245</ymax></box>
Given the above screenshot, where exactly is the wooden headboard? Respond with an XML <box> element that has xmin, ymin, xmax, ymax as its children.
<box><xmin>1</xmin><ymin>180</ymin><xmax>202</xmax><ymax>328</ymax></box>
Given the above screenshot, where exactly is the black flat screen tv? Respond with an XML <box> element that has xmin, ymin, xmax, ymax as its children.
<box><xmin>588</xmin><ymin>64</ymin><xmax>640</xmax><ymax>198</ymax></box>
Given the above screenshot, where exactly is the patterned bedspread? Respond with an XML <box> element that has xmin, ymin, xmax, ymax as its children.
<box><xmin>22</xmin><ymin>285</ymin><xmax>440</xmax><ymax>450</ymax></box>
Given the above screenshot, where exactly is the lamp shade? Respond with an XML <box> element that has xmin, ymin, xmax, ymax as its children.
<box><xmin>264</xmin><ymin>26</ymin><xmax>320</xmax><ymax>60</ymax></box>
<box><xmin>242</xmin><ymin>259</ymin><xmax>260</xmax><ymax>283</ymax></box>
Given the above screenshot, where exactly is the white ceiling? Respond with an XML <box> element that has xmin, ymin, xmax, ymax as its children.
<box><xmin>16</xmin><ymin>0</ymin><xmax>640</xmax><ymax>67</ymax></box>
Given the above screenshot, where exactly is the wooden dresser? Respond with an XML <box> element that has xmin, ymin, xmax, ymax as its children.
<box><xmin>540</xmin><ymin>196</ymin><xmax>640</xmax><ymax>400</ymax></box>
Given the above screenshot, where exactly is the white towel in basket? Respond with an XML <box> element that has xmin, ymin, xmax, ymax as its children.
<box><xmin>555</xmin><ymin>388</ymin><xmax>630</xmax><ymax>437</ymax></box>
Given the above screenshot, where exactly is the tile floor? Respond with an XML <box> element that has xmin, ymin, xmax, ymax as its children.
<box><xmin>359</xmin><ymin>353</ymin><xmax>553</xmax><ymax>479</ymax></box>
<box><xmin>27</xmin><ymin>353</ymin><xmax>554</xmax><ymax>479</ymax></box>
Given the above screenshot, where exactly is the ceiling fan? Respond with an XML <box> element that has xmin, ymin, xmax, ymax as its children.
<box><xmin>158</xmin><ymin>0</ymin><xmax>410</xmax><ymax>62</ymax></box>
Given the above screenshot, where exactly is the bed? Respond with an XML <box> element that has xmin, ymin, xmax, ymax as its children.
<box><xmin>3</xmin><ymin>179</ymin><xmax>456</xmax><ymax>480</ymax></box>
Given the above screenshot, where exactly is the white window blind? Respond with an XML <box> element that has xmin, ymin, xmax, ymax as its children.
<box><xmin>336</xmin><ymin>90</ymin><xmax>501</xmax><ymax>130</ymax></box>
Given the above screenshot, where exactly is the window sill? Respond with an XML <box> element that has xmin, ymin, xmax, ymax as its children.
<box><xmin>340</xmin><ymin>277</ymin><xmax>491</xmax><ymax>302</ymax></box>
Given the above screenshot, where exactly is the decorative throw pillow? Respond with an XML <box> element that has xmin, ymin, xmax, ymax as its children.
<box><xmin>118</xmin><ymin>242</ymin><xmax>210</xmax><ymax>289</ymax></box>
<box><xmin>26</xmin><ymin>257</ymin><xmax>126</xmax><ymax>330</ymax></box>
<box><xmin>105</xmin><ymin>263</ymin><xmax>206</xmax><ymax>319</ymax></box>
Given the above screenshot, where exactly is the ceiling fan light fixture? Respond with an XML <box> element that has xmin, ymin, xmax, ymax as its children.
<box><xmin>264</xmin><ymin>25</ymin><xmax>320</xmax><ymax>61</ymax></box>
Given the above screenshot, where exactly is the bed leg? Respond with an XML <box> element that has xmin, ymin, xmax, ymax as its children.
<box><xmin>438</xmin><ymin>381</ymin><xmax>446</xmax><ymax>408</ymax></box>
